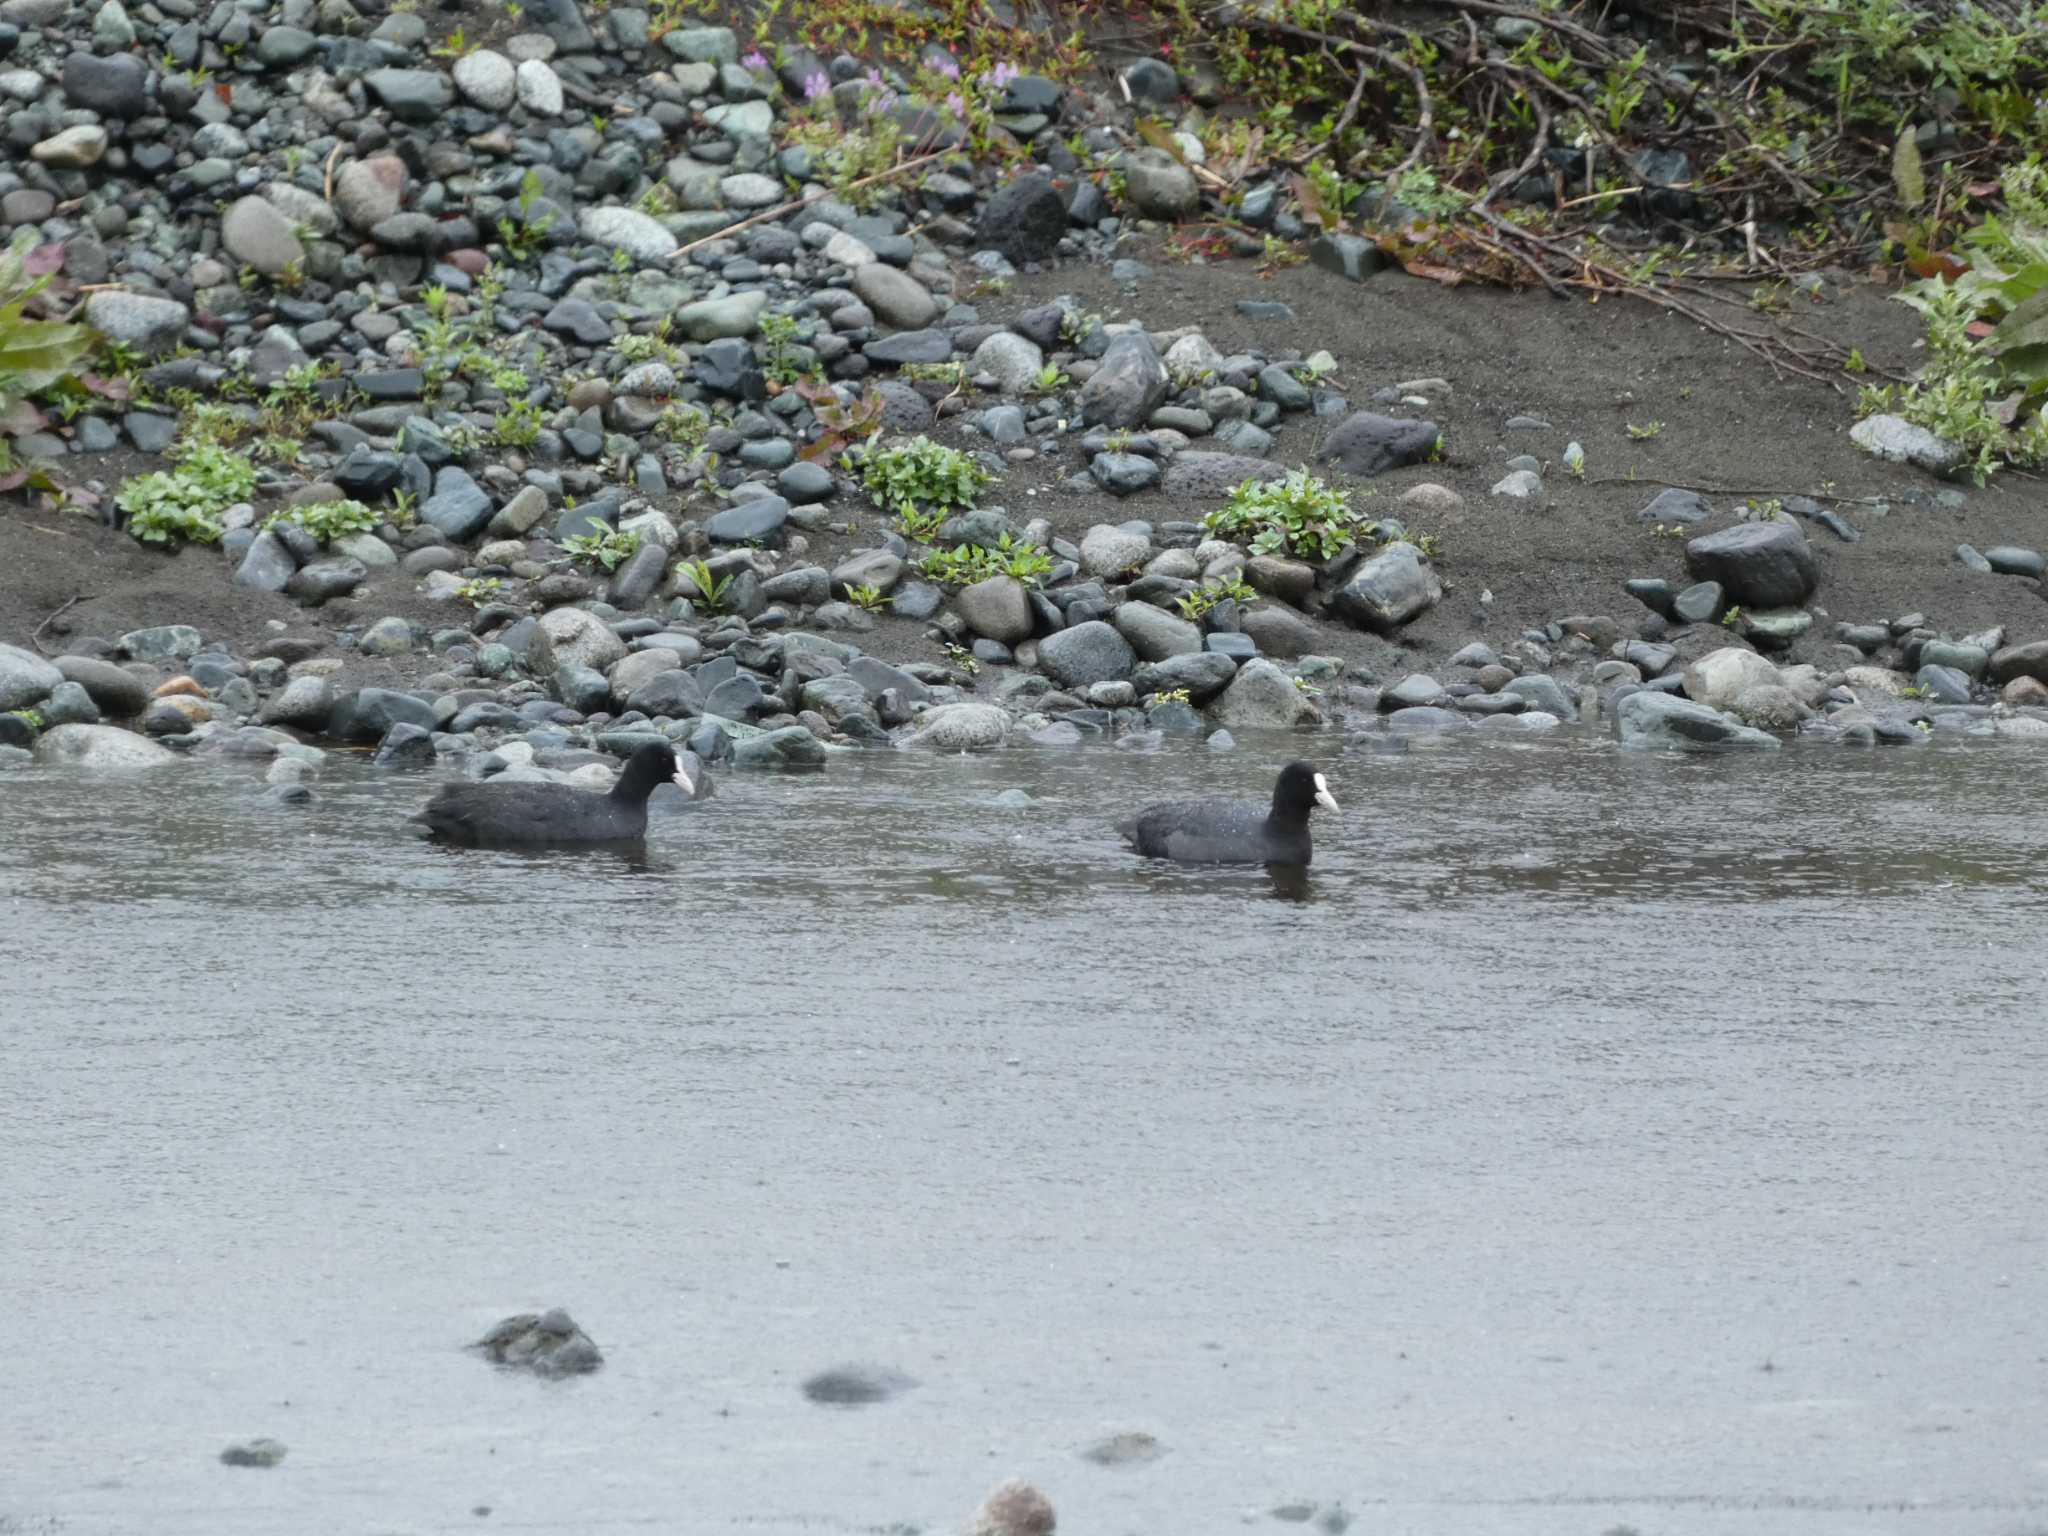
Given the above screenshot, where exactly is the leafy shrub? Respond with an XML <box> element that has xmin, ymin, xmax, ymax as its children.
<box><xmin>918</xmin><ymin>533</ymin><xmax>1054</xmax><ymax>588</ymax></box>
<box><xmin>266</xmin><ymin>498</ymin><xmax>379</xmax><ymax>543</ymax></box>
<box><xmin>118</xmin><ymin>442</ymin><xmax>258</xmax><ymax>546</ymax></box>
<box><xmin>1203</xmin><ymin>469</ymin><xmax>1372</xmax><ymax>560</ymax></box>
<box><xmin>0</xmin><ymin>233</ymin><xmax>94</xmax><ymax>432</ymax></box>
<box><xmin>850</xmin><ymin>435</ymin><xmax>993</xmax><ymax>519</ymax></box>
<box><xmin>561</xmin><ymin>528</ymin><xmax>641</xmax><ymax>571</ymax></box>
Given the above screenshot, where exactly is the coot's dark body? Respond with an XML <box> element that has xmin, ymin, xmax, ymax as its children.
<box><xmin>1119</xmin><ymin>760</ymin><xmax>1338</xmax><ymax>866</ymax></box>
<box><xmin>412</xmin><ymin>742</ymin><xmax>693</xmax><ymax>847</ymax></box>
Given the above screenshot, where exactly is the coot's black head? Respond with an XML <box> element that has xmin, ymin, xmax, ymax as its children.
<box><xmin>613</xmin><ymin>741</ymin><xmax>695</xmax><ymax>801</ymax></box>
<box><xmin>1271</xmin><ymin>760</ymin><xmax>1339</xmax><ymax>822</ymax></box>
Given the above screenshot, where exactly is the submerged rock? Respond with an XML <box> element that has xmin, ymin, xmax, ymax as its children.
<box><xmin>801</xmin><ymin>1363</ymin><xmax>917</xmax><ymax>1405</ymax></box>
<box><xmin>219</xmin><ymin>1437</ymin><xmax>287</xmax><ymax>1468</ymax></box>
<box><xmin>1614</xmin><ymin>691</ymin><xmax>1780</xmax><ymax>752</ymax></box>
<box><xmin>472</xmin><ymin>1309</ymin><xmax>603</xmax><ymax>1378</ymax></box>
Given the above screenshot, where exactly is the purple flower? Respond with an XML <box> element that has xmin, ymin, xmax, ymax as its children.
<box><xmin>866</xmin><ymin>67</ymin><xmax>884</xmax><ymax>86</ymax></box>
<box><xmin>944</xmin><ymin>91</ymin><xmax>966</xmax><ymax>119</ymax></box>
<box><xmin>936</xmin><ymin>56</ymin><xmax>960</xmax><ymax>81</ymax></box>
<box><xmin>741</xmin><ymin>50</ymin><xmax>767</xmax><ymax>73</ymax></box>
<box><xmin>802</xmin><ymin>71</ymin><xmax>829</xmax><ymax>101</ymax></box>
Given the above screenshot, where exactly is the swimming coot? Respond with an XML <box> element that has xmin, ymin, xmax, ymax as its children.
<box><xmin>411</xmin><ymin>741</ymin><xmax>694</xmax><ymax>846</ymax></box>
<box><xmin>1118</xmin><ymin>760</ymin><xmax>1338</xmax><ymax>866</ymax></box>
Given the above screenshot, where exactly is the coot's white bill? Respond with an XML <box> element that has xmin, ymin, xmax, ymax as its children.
<box><xmin>1314</xmin><ymin>772</ymin><xmax>1339</xmax><ymax>813</ymax></box>
<box><xmin>673</xmin><ymin>766</ymin><xmax>695</xmax><ymax>796</ymax></box>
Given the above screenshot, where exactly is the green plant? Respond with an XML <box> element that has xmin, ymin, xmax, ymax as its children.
<box><xmin>846</xmin><ymin>582</ymin><xmax>887</xmax><ymax>613</ymax></box>
<box><xmin>675</xmin><ymin>558</ymin><xmax>732</xmax><ymax>611</ymax></box>
<box><xmin>1203</xmin><ymin>468</ymin><xmax>1374</xmax><ymax>560</ymax></box>
<box><xmin>454</xmin><ymin>576</ymin><xmax>503</xmax><ymax>607</ymax></box>
<box><xmin>265</xmin><ymin>498</ymin><xmax>378</xmax><ymax>543</ymax></box>
<box><xmin>497</xmin><ymin>169</ymin><xmax>553</xmax><ymax>261</ymax></box>
<box><xmin>388</xmin><ymin>488</ymin><xmax>418</xmax><ymax>529</ymax></box>
<box><xmin>942</xmin><ymin>641</ymin><xmax>980</xmax><ymax>675</ymax></box>
<box><xmin>1175</xmin><ymin>575</ymin><xmax>1258</xmax><ymax>621</ymax></box>
<box><xmin>1859</xmin><ymin>274</ymin><xmax>2048</xmax><ymax>483</ymax></box>
<box><xmin>1151</xmin><ymin>687</ymin><xmax>1191</xmax><ymax>706</ymax></box>
<box><xmin>1722</xmin><ymin>605</ymin><xmax>1745</xmax><ymax>626</ymax></box>
<box><xmin>850</xmin><ymin>435</ymin><xmax>993</xmax><ymax>518</ymax></box>
<box><xmin>918</xmin><ymin>532</ymin><xmax>1054</xmax><ymax>588</ymax></box>
<box><xmin>1029</xmin><ymin>363</ymin><xmax>1070</xmax><ymax>394</ymax></box>
<box><xmin>0</xmin><ymin>233</ymin><xmax>95</xmax><ymax>445</ymax></box>
<box><xmin>562</xmin><ymin>528</ymin><xmax>641</xmax><ymax>571</ymax></box>
<box><xmin>1625</xmin><ymin>421</ymin><xmax>1664</xmax><ymax>440</ymax></box>
<box><xmin>756</xmin><ymin>311</ymin><xmax>807</xmax><ymax>386</ymax></box>
<box><xmin>118</xmin><ymin>440</ymin><xmax>258</xmax><ymax>546</ymax></box>
<box><xmin>431</xmin><ymin>25</ymin><xmax>467</xmax><ymax>58</ymax></box>
<box><xmin>495</xmin><ymin>399</ymin><xmax>545</xmax><ymax>448</ymax></box>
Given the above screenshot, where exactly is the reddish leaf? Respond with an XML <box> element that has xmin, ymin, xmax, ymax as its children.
<box><xmin>1908</xmin><ymin>249</ymin><xmax>1968</xmax><ymax>281</ymax></box>
<box><xmin>0</xmin><ymin>399</ymin><xmax>46</xmax><ymax>435</ymax></box>
<box><xmin>1289</xmin><ymin>172</ymin><xmax>1331</xmax><ymax>233</ymax></box>
<box><xmin>22</xmin><ymin>241</ymin><xmax>66</xmax><ymax>276</ymax></box>
<box><xmin>81</xmin><ymin>373</ymin><xmax>131</xmax><ymax>401</ymax></box>
<box><xmin>214</xmin><ymin>82</ymin><xmax>233</xmax><ymax>103</ymax></box>
<box><xmin>1967</xmin><ymin>319</ymin><xmax>1997</xmax><ymax>339</ymax></box>
<box><xmin>0</xmin><ymin>469</ymin><xmax>25</xmax><ymax>493</ymax></box>
<box><xmin>1967</xmin><ymin>180</ymin><xmax>2001</xmax><ymax>198</ymax></box>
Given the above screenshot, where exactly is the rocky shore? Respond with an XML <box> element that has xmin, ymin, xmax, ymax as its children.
<box><xmin>2</xmin><ymin>0</ymin><xmax>2047</xmax><ymax>786</ymax></box>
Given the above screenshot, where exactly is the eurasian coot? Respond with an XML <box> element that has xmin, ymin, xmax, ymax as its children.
<box><xmin>1118</xmin><ymin>760</ymin><xmax>1338</xmax><ymax>866</ymax></box>
<box><xmin>411</xmin><ymin>741</ymin><xmax>694</xmax><ymax>846</ymax></box>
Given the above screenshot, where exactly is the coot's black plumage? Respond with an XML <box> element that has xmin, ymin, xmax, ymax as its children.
<box><xmin>1118</xmin><ymin>760</ymin><xmax>1339</xmax><ymax>866</ymax></box>
<box><xmin>411</xmin><ymin>741</ymin><xmax>694</xmax><ymax>846</ymax></box>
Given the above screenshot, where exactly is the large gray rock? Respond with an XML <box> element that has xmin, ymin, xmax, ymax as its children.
<box><xmin>452</xmin><ymin>48</ymin><xmax>516</xmax><ymax>109</ymax></box>
<box><xmin>1078</xmin><ymin>332</ymin><xmax>1168</xmax><ymax>429</ymax></box>
<box><xmin>0</xmin><ymin>643</ymin><xmax>63</xmax><ymax>711</ymax></box>
<box><xmin>853</xmin><ymin>263</ymin><xmax>939</xmax><ymax>329</ymax></box>
<box><xmin>1615</xmin><ymin>690</ymin><xmax>1781</xmax><ymax>752</ymax></box>
<box><xmin>1683</xmin><ymin>521</ymin><xmax>1818</xmax><ymax>608</ymax></box>
<box><xmin>732</xmin><ymin>724</ymin><xmax>828</xmax><ymax>768</ymax></box>
<box><xmin>955</xmin><ymin>575</ymin><xmax>1033</xmax><ymax>643</ymax></box>
<box><xmin>1036</xmin><ymin>620</ymin><xmax>1135</xmax><ymax>689</ymax></box>
<box><xmin>422</xmin><ymin>468</ymin><xmax>493</xmax><ymax>541</ymax></box>
<box><xmin>83</xmin><ymin>290</ymin><xmax>189</xmax><ymax>353</ymax></box>
<box><xmin>1131</xmin><ymin>651</ymin><xmax>1238</xmax><ymax>703</ymax></box>
<box><xmin>1161</xmin><ymin>452</ymin><xmax>1287</xmax><ymax>499</ymax></box>
<box><xmin>971</xmin><ymin>331</ymin><xmax>1045</xmax><ymax>395</ymax></box>
<box><xmin>903</xmin><ymin>702</ymin><xmax>1010</xmax><ymax>752</ymax></box>
<box><xmin>363</xmin><ymin>67</ymin><xmax>453</xmax><ymax>122</ymax></box>
<box><xmin>233</xmin><ymin>529</ymin><xmax>298</xmax><ymax>592</ymax></box>
<box><xmin>1681</xmin><ymin>646</ymin><xmax>1780</xmax><ymax>711</ymax></box>
<box><xmin>577</xmin><ymin>206</ymin><xmax>679</xmax><ymax>264</ymax></box>
<box><xmin>1240</xmin><ymin>605</ymin><xmax>1316</xmax><ymax>658</ymax></box>
<box><xmin>222</xmin><ymin>196</ymin><xmax>305</xmax><ymax>277</ymax></box>
<box><xmin>1989</xmin><ymin>640</ymin><xmax>2048</xmax><ymax>685</ymax></box>
<box><xmin>1849</xmin><ymin>413</ymin><xmax>1965</xmax><ymax>475</ymax></box>
<box><xmin>1079</xmin><ymin>523</ymin><xmax>1151</xmax><ymax>579</ymax></box>
<box><xmin>1330</xmin><ymin>542</ymin><xmax>1442</xmax><ymax>633</ymax></box>
<box><xmin>1210</xmin><ymin>657</ymin><xmax>1316</xmax><ymax>728</ymax></box>
<box><xmin>54</xmin><ymin>656</ymin><xmax>148</xmax><ymax>718</ymax></box>
<box><xmin>1114</xmin><ymin>601</ymin><xmax>1203</xmax><ymax>661</ymax></box>
<box><xmin>1316</xmin><ymin>412</ymin><xmax>1442</xmax><ymax>477</ymax></box>
<box><xmin>529</xmin><ymin>607</ymin><xmax>626</xmax><ymax>674</ymax></box>
<box><xmin>31</xmin><ymin>722</ymin><xmax>177</xmax><ymax>768</ymax></box>
<box><xmin>1123</xmin><ymin>148</ymin><xmax>1200</xmax><ymax>220</ymax></box>
<box><xmin>261</xmin><ymin>674</ymin><xmax>335</xmax><ymax>728</ymax></box>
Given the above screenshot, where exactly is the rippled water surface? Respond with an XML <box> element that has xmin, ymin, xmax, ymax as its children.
<box><xmin>4</xmin><ymin>732</ymin><xmax>2046</xmax><ymax>1536</ymax></box>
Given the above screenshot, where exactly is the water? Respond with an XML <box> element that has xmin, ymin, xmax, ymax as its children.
<box><xmin>4</xmin><ymin>732</ymin><xmax>2046</xmax><ymax>1536</ymax></box>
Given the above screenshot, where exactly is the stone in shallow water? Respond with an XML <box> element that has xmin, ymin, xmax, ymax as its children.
<box><xmin>472</xmin><ymin>1309</ymin><xmax>603</xmax><ymax>1378</ymax></box>
<box><xmin>219</xmin><ymin>1438</ymin><xmax>287</xmax><ymax>1468</ymax></box>
<box><xmin>801</xmin><ymin>1363</ymin><xmax>918</xmax><ymax>1405</ymax></box>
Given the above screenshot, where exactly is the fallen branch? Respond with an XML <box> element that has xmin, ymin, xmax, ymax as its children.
<box><xmin>668</xmin><ymin>151</ymin><xmax>950</xmax><ymax>263</ymax></box>
<box><xmin>28</xmin><ymin>594</ymin><xmax>82</xmax><ymax>655</ymax></box>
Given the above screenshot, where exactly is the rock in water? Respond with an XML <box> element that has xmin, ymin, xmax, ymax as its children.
<box><xmin>801</xmin><ymin>1363</ymin><xmax>918</xmax><ymax>1405</ymax></box>
<box><xmin>1614</xmin><ymin>691</ymin><xmax>1780</xmax><ymax>752</ymax></box>
<box><xmin>970</xmin><ymin>1479</ymin><xmax>1057</xmax><ymax>1536</ymax></box>
<box><xmin>1080</xmin><ymin>1430</ymin><xmax>1167</xmax><ymax>1466</ymax></box>
<box><xmin>31</xmin><ymin>723</ymin><xmax>178</xmax><ymax>768</ymax></box>
<box><xmin>903</xmin><ymin>702</ymin><xmax>1010</xmax><ymax>752</ymax></box>
<box><xmin>472</xmin><ymin>1309</ymin><xmax>603</xmax><ymax>1377</ymax></box>
<box><xmin>219</xmin><ymin>1438</ymin><xmax>287</xmax><ymax>1468</ymax></box>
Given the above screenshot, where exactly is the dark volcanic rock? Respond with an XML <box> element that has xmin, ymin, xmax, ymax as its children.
<box><xmin>976</xmin><ymin>172</ymin><xmax>1068</xmax><ymax>264</ymax></box>
<box><xmin>1683</xmin><ymin>521</ymin><xmax>1818</xmax><ymax>608</ymax></box>
<box><xmin>1316</xmin><ymin>412</ymin><xmax>1441</xmax><ymax>477</ymax></box>
<box><xmin>801</xmin><ymin>1363</ymin><xmax>918</xmax><ymax>1406</ymax></box>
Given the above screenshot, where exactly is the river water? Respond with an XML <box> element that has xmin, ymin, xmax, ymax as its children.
<box><xmin>4</xmin><ymin>729</ymin><xmax>2045</xmax><ymax>1536</ymax></box>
